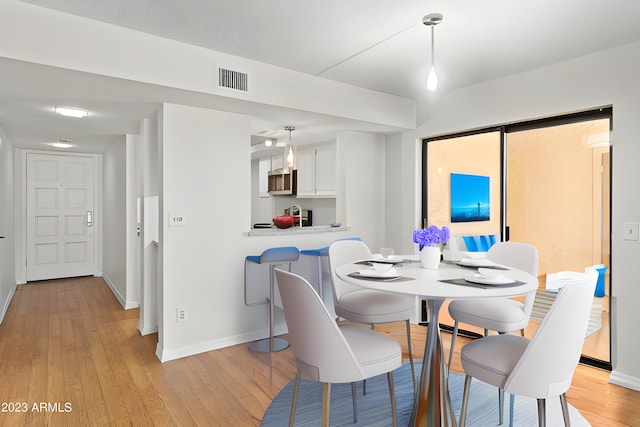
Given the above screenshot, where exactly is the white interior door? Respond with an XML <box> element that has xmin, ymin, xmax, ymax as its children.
<box><xmin>27</xmin><ymin>153</ymin><xmax>95</xmax><ymax>281</ymax></box>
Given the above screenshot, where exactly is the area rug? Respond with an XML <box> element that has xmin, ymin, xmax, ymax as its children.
<box><xmin>532</xmin><ymin>290</ymin><xmax>602</xmax><ymax>338</ymax></box>
<box><xmin>261</xmin><ymin>362</ymin><xmax>590</xmax><ymax>426</ymax></box>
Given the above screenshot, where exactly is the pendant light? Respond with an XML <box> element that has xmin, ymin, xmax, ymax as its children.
<box><xmin>285</xmin><ymin>126</ymin><xmax>295</xmax><ymax>168</ymax></box>
<box><xmin>423</xmin><ymin>13</ymin><xmax>443</xmax><ymax>92</ymax></box>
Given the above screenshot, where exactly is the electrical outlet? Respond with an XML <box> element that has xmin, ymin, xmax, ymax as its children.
<box><xmin>177</xmin><ymin>307</ymin><xmax>188</xmax><ymax>322</ymax></box>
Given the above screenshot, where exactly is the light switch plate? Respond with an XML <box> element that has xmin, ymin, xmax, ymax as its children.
<box><xmin>623</xmin><ymin>222</ymin><xmax>639</xmax><ymax>241</ymax></box>
<box><xmin>169</xmin><ymin>212</ymin><xmax>186</xmax><ymax>227</ymax></box>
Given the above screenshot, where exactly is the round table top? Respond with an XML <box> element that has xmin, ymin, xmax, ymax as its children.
<box><xmin>335</xmin><ymin>258</ymin><xmax>538</xmax><ymax>300</ymax></box>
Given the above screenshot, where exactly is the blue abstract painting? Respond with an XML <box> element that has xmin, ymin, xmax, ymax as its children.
<box><xmin>450</xmin><ymin>173</ymin><xmax>490</xmax><ymax>222</ymax></box>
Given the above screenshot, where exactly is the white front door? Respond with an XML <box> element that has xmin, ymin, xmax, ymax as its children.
<box><xmin>26</xmin><ymin>153</ymin><xmax>95</xmax><ymax>281</ymax></box>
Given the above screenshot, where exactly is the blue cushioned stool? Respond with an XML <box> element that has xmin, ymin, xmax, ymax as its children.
<box><xmin>300</xmin><ymin>237</ymin><xmax>361</xmax><ymax>314</ymax></box>
<box><xmin>245</xmin><ymin>246</ymin><xmax>300</xmax><ymax>352</ymax></box>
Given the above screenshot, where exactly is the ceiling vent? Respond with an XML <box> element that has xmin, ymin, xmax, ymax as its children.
<box><xmin>218</xmin><ymin>68</ymin><xmax>248</xmax><ymax>92</ymax></box>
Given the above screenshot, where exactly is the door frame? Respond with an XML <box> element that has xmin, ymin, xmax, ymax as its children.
<box><xmin>16</xmin><ymin>149</ymin><xmax>102</xmax><ymax>284</ymax></box>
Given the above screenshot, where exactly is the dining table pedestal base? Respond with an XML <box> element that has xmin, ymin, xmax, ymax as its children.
<box><xmin>409</xmin><ymin>298</ymin><xmax>457</xmax><ymax>427</ymax></box>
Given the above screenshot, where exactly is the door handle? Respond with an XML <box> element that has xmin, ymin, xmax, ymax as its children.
<box><xmin>86</xmin><ymin>211</ymin><xmax>93</xmax><ymax>228</ymax></box>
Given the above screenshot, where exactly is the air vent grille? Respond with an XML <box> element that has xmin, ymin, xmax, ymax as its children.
<box><xmin>218</xmin><ymin>68</ymin><xmax>248</xmax><ymax>92</ymax></box>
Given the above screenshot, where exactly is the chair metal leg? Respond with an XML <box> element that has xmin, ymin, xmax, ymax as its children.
<box><xmin>448</xmin><ymin>320</ymin><xmax>460</xmax><ymax>367</ymax></box>
<box><xmin>560</xmin><ymin>393</ymin><xmax>571</xmax><ymax>426</ymax></box>
<box><xmin>405</xmin><ymin>319</ymin><xmax>416</xmax><ymax>392</ymax></box>
<box><xmin>362</xmin><ymin>324</ymin><xmax>374</xmax><ymax>396</ymax></box>
<box><xmin>537</xmin><ymin>398</ymin><xmax>546</xmax><ymax>427</ymax></box>
<box><xmin>322</xmin><ymin>383</ymin><xmax>331</xmax><ymax>427</ymax></box>
<box><xmin>459</xmin><ymin>374</ymin><xmax>472</xmax><ymax>427</ymax></box>
<box><xmin>387</xmin><ymin>371</ymin><xmax>398</xmax><ymax>427</ymax></box>
<box><xmin>289</xmin><ymin>370</ymin><xmax>301</xmax><ymax>427</ymax></box>
<box><xmin>351</xmin><ymin>382</ymin><xmax>357</xmax><ymax>423</ymax></box>
<box><xmin>498</xmin><ymin>388</ymin><xmax>504</xmax><ymax>425</ymax></box>
<box><xmin>509</xmin><ymin>393</ymin><xmax>515</xmax><ymax>427</ymax></box>
<box><xmin>520</xmin><ymin>328</ymin><xmax>526</xmax><ymax>337</ymax></box>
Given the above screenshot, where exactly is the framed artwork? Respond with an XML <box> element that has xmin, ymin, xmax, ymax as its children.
<box><xmin>450</xmin><ymin>173</ymin><xmax>490</xmax><ymax>222</ymax></box>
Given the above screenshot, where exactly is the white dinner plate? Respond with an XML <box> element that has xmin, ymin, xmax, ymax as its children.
<box><xmin>355</xmin><ymin>267</ymin><xmax>400</xmax><ymax>279</ymax></box>
<box><xmin>464</xmin><ymin>273</ymin><xmax>516</xmax><ymax>285</ymax></box>
<box><xmin>456</xmin><ymin>258</ymin><xmax>495</xmax><ymax>268</ymax></box>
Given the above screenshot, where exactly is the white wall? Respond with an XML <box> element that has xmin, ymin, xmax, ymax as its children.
<box><xmin>336</xmin><ymin>131</ymin><xmax>387</xmax><ymax>253</ymax></box>
<box><xmin>139</xmin><ymin>114</ymin><xmax>160</xmax><ymax>335</ymax></box>
<box><xmin>156</xmin><ymin>104</ymin><xmax>372</xmax><ymax>361</ymax></box>
<box><xmin>125</xmin><ymin>133</ymin><xmax>140</xmax><ymax>309</ymax></box>
<box><xmin>158</xmin><ymin>103</ymin><xmax>253</xmax><ymax>361</ymax></box>
<box><xmin>102</xmin><ymin>138</ymin><xmax>132</xmax><ymax>307</ymax></box>
<box><xmin>0</xmin><ymin>126</ymin><xmax>15</xmax><ymax>324</ymax></box>
<box><xmin>389</xmin><ymin>41</ymin><xmax>640</xmax><ymax>390</ymax></box>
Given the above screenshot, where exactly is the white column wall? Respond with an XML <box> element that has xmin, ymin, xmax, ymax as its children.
<box><xmin>158</xmin><ymin>103</ymin><xmax>253</xmax><ymax>361</ymax></box>
<box><xmin>336</xmin><ymin>131</ymin><xmax>386</xmax><ymax>252</ymax></box>
<box><xmin>0</xmin><ymin>127</ymin><xmax>15</xmax><ymax>324</ymax></box>
<box><xmin>102</xmin><ymin>138</ymin><xmax>130</xmax><ymax>307</ymax></box>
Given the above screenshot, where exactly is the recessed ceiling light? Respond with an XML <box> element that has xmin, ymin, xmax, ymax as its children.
<box><xmin>55</xmin><ymin>106</ymin><xmax>89</xmax><ymax>118</ymax></box>
<box><xmin>50</xmin><ymin>139</ymin><xmax>73</xmax><ymax>148</ymax></box>
<box><xmin>264</xmin><ymin>139</ymin><xmax>272</xmax><ymax>147</ymax></box>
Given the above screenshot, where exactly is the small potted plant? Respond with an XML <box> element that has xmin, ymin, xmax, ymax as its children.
<box><xmin>413</xmin><ymin>225</ymin><xmax>450</xmax><ymax>269</ymax></box>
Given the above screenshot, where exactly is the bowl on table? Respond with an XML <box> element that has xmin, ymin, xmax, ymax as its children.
<box><xmin>272</xmin><ymin>215</ymin><xmax>296</xmax><ymax>229</ymax></box>
<box><xmin>371</xmin><ymin>262</ymin><xmax>393</xmax><ymax>273</ymax></box>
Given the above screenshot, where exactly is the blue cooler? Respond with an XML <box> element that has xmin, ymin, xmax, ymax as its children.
<box><xmin>593</xmin><ymin>264</ymin><xmax>606</xmax><ymax>297</ymax></box>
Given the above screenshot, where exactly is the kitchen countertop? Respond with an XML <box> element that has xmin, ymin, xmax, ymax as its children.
<box><xmin>247</xmin><ymin>225</ymin><xmax>350</xmax><ymax>236</ymax></box>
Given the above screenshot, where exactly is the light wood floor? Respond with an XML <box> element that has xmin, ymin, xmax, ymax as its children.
<box><xmin>0</xmin><ymin>276</ymin><xmax>638</xmax><ymax>426</ymax></box>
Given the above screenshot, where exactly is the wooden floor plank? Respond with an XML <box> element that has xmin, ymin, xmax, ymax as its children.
<box><xmin>0</xmin><ymin>276</ymin><xmax>637</xmax><ymax>426</ymax></box>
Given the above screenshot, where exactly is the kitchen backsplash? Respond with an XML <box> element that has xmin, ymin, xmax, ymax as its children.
<box><xmin>272</xmin><ymin>196</ymin><xmax>336</xmax><ymax>226</ymax></box>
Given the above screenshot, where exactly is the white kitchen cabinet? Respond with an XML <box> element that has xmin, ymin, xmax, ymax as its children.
<box><xmin>258</xmin><ymin>157</ymin><xmax>271</xmax><ymax>198</ymax></box>
<box><xmin>296</xmin><ymin>143</ymin><xmax>335</xmax><ymax>198</ymax></box>
<box><xmin>271</xmin><ymin>153</ymin><xmax>284</xmax><ymax>171</ymax></box>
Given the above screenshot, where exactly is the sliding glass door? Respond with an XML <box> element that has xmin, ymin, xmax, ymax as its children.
<box><xmin>423</xmin><ymin>108</ymin><xmax>612</xmax><ymax>369</ymax></box>
<box><xmin>504</xmin><ymin>115</ymin><xmax>611</xmax><ymax>367</ymax></box>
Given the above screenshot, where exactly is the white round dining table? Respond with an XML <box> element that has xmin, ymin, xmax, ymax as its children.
<box><xmin>336</xmin><ymin>258</ymin><xmax>538</xmax><ymax>427</ymax></box>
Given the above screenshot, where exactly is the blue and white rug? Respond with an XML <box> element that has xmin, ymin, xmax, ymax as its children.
<box><xmin>261</xmin><ymin>362</ymin><xmax>590</xmax><ymax>426</ymax></box>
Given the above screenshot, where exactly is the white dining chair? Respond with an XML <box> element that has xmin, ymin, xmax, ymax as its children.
<box><xmin>328</xmin><ymin>240</ymin><xmax>416</xmax><ymax>391</ymax></box>
<box><xmin>447</xmin><ymin>242</ymin><xmax>539</xmax><ymax>368</ymax></box>
<box><xmin>458</xmin><ymin>269</ymin><xmax>597</xmax><ymax>427</ymax></box>
<box><xmin>275</xmin><ymin>269</ymin><xmax>401</xmax><ymax>427</ymax></box>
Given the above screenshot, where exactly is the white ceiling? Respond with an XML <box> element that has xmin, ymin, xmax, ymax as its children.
<box><xmin>4</xmin><ymin>0</ymin><xmax>640</xmax><ymax>152</ymax></box>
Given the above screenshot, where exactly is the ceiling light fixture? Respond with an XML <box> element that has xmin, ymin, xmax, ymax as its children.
<box><xmin>50</xmin><ymin>139</ymin><xmax>73</xmax><ymax>148</ymax></box>
<box><xmin>423</xmin><ymin>13</ymin><xmax>443</xmax><ymax>92</ymax></box>
<box><xmin>285</xmin><ymin>126</ymin><xmax>295</xmax><ymax>168</ymax></box>
<box><xmin>55</xmin><ymin>106</ymin><xmax>89</xmax><ymax>118</ymax></box>
<box><xmin>264</xmin><ymin>139</ymin><xmax>273</xmax><ymax>147</ymax></box>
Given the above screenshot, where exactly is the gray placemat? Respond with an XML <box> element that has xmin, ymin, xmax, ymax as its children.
<box><xmin>347</xmin><ymin>272</ymin><xmax>415</xmax><ymax>282</ymax></box>
<box><xmin>443</xmin><ymin>260</ymin><xmax>510</xmax><ymax>270</ymax></box>
<box><xmin>440</xmin><ymin>278</ymin><xmax>525</xmax><ymax>289</ymax></box>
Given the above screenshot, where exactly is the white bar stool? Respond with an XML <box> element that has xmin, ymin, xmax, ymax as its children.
<box><xmin>245</xmin><ymin>246</ymin><xmax>300</xmax><ymax>352</ymax></box>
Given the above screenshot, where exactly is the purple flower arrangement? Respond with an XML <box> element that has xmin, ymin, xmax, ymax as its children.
<box><xmin>413</xmin><ymin>225</ymin><xmax>451</xmax><ymax>251</ymax></box>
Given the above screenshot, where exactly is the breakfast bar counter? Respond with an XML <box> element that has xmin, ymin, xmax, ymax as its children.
<box><xmin>247</xmin><ymin>225</ymin><xmax>350</xmax><ymax>236</ymax></box>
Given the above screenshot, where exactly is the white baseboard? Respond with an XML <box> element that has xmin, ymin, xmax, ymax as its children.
<box><xmin>156</xmin><ymin>325</ymin><xmax>289</xmax><ymax>363</ymax></box>
<box><xmin>0</xmin><ymin>282</ymin><xmax>17</xmax><ymax>325</ymax></box>
<box><xmin>609</xmin><ymin>370</ymin><xmax>640</xmax><ymax>392</ymax></box>
<box><xmin>102</xmin><ymin>273</ymin><xmax>139</xmax><ymax>309</ymax></box>
<box><xmin>139</xmin><ymin>324</ymin><xmax>158</xmax><ymax>336</ymax></box>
